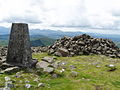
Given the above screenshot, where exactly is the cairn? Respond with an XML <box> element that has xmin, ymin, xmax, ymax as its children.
<box><xmin>48</xmin><ymin>34</ymin><xmax>120</xmax><ymax>58</ymax></box>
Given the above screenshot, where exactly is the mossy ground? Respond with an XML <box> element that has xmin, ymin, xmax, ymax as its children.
<box><xmin>0</xmin><ymin>53</ymin><xmax>120</xmax><ymax>90</ymax></box>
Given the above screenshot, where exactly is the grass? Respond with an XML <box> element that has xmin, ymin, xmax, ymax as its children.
<box><xmin>0</xmin><ymin>53</ymin><xmax>120</xmax><ymax>90</ymax></box>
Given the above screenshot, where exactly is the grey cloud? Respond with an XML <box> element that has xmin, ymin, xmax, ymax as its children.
<box><xmin>112</xmin><ymin>10</ymin><xmax>120</xmax><ymax>17</ymax></box>
<box><xmin>2</xmin><ymin>16</ymin><xmax>42</xmax><ymax>24</ymax></box>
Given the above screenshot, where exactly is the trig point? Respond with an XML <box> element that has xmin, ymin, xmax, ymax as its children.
<box><xmin>7</xmin><ymin>23</ymin><xmax>37</xmax><ymax>68</ymax></box>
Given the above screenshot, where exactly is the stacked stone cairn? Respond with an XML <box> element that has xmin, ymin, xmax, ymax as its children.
<box><xmin>48</xmin><ymin>34</ymin><xmax>120</xmax><ymax>58</ymax></box>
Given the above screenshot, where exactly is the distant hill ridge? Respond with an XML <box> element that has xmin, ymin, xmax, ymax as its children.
<box><xmin>0</xmin><ymin>27</ymin><xmax>120</xmax><ymax>47</ymax></box>
<box><xmin>0</xmin><ymin>27</ymin><xmax>120</xmax><ymax>41</ymax></box>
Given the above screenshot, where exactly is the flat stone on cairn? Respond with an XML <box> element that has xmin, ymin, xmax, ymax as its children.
<box><xmin>6</xmin><ymin>23</ymin><xmax>37</xmax><ymax>68</ymax></box>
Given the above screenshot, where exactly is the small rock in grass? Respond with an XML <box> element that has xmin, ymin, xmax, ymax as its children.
<box><xmin>36</xmin><ymin>61</ymin><xmax>50</xmax><ymax>69</ymax></box>
<box><xmin>4</xmin><ymin>77</ymin><xmax>11</xmax><ymax>81</ymax></box>
<box><xmin>5</xmin><ymin>81</ymin><xmax>14</xmax><ymax>88</ymax></box>
<box><xmin>25</xmin><ymin>84</ymin><xmax>31</xmax><ymax>88</ymax></box>
<box><xmin>33</xmin><ymin>78</ymin><xmax>40</xmax><ymax>82</ymax></box>
<box><xmin>25</xmin><ymin>80</ymin><xmax>30</xmax><ymax>83</ymax></box>
<box><xmin>70</xmin><ymin>71</ymin><xmax>78</xmax><ymax>77</ymax></box>
<box><xmin>96</xmin><ymin>65</ymin><xmax>101</xmax><ymax>68</ymax></box>
<box><xmin>69</xmin><ymin>65</ymin><xmax>77</xmax><ymax>69</ymax></box>
<box><xmin>51</xmin><ymin>62</ymin><xmax>59</xmax><ymax>68</ymax></box>
<box><xmin>105</xmin><ymin>64</ymin><xmax>117</xmax><ymax>71</ymax></box>
<box><xmin>43</xmin><ymin>67</ymin><xmax>54</xmax><ymax>73</ymax></box>
<box><xmin>52</xmin><ymin>73</ymin><xmax>59</xmax><ymax>78</ymax></box>
<box><xmin>59</xmin><ymin>69</ymin><xmax>65</xmax><ymax>73</ymax></box>
<box><xmin>2</xmin><ymin>87</ymin><xmax>10</xmax><ymax>90</ymax></box>
<box><xmin>38</xmin><ymin>83</ymin><xmax>45</xmax><ymax>87</ymax></box>
<box><xmin>106</xmin><ymin>64</ymin><xmax>115</xmax><ymax>68</ymax></box>
<box><xmin>19</xmin><ymin>80</ymin><xmax>23</xmax><ymax>83</ymax></box>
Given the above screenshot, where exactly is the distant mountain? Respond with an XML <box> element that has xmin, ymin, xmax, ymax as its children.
<box><xmin>0</xmin><ymin>27</ymin><xmax>120</xmax><ymax>41</ymax></box>
<box><xmin>0</xmin><ymin>27</ymin><xmax>10</xmax><ymax>35</ymax></box>
<box><xmin>0</xmin><ymin>34</ymin><xmax>56</xmax><ymax>47</ymax></box>
<box><xmin>30</xmin><ymin>29</ymin><xmax>84</xmax><ymax>39</ymax></box>
<box><xmin>30</xmin><ymin>29</ymin><xmax>120</xmax><ymax>42</ymax></box>
<box><xmin>31</xmin><ymin>39</ymin><xmax>44</xmax><ymax>47</ymax></box>
<box><xmin>0</xmin><ymin>27</ymin><xmax>120</xmax><ymax>47</ymax></box>
<box><xmin>116</xmin><ymin>42</ymin><xmax>120</xmax><ymax>48</ymax></box>
<box><xmin>31</xmin><ymin>37</ymin><xmax>56</xmax><ymax>47</ymax></box>
<box><xmin>0</xmin><ymin>34</ymin><xmax>9</xmax><ymax>40</ymax></box>
<box><xmin>88</xmin><ymin>33</ymin><xmax>120</xmax><ymax>42</ymax></box>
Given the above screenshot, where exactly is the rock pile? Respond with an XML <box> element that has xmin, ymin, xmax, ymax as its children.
<box><xmin>31</xmin><ymin>46</ymin><xmax>48</xmax><ymax>53</ymax></box>
<box><xmin>0</xmin><ymin>46</ymin><xmax>7</xmax><ymax>60</ymax></box>
<box><xmin>48</xmin><ymin>34</ymin><xmax>120</xmax><ymax>58</ymax></box>
<box><xmin>0</xmin><ymin>47</ymin><xmax>22</xmax><ymax>73</ymax></box>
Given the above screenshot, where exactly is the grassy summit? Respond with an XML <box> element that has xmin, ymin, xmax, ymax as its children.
<box><xmin>0</xmin><ymin>53</ymin><xmax>120</xmax><ymax>90</ymax></box>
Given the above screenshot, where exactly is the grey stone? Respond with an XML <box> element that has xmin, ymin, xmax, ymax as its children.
<box><xmin>33</xmin><ymin>78</ymin><xmax>40</xmax><ymax>82</ymax></box>
<box><xmin>105</xmin><ymin>64</ymin><xmax>117</xmax><ymax>71</ymax></box>
<box><xmin>25</xmin><ymin>80</ymin><xmax>30</xmax><ymax>83</ymax></box>
<box><xmin>69</xmin><ymin>65</ymin><xmax>77</xmax><ymax>70</ymax></box>
<box><xmin>0</xmin><ymin>87</ymin><xmax>10</xmax><ymax>90</ymax></box>
<box><xmin>57</xmin><ymin>48</ymin><xmax>69</xmax><ymax>57</ymax></box>
<box><xmin>43</xmin><ymin>67</ymin><xmax>54</xmax><ymax>73</ymax></box>
<box><xmin>4</xmin><ymin>76</ymin><xmax>11</xmax><ymax>81</ymax></box>
<box><xmin>5</xmin><ymin>81</ymin><xmax>14</xmax><ymax>88</ymax></box>
<box><xmin>51</xmin><ymin>62</ymin><xmax>59</xmax><ymax>68</ymax></box>
<box><xmin>70</xmin><ymin>71</ymin><xmax>78</xmax><ymax>77</ymax></box>
<box><xmin>25</xmin><ymin>84</ymin><xmax>31</xmax><ymax>88</ymax></box>
<box><xmin>54</xmin><ymin>52</ymin><xmax>62</xmax><ymax>57</ymax></box>
<box><xmin>106</xmin><ymin>64</ymin><xmax>115</xmax><ymax>68</ymax></box>
<box><xmin>52</xmin><ymin>73</ymin><xmax>59</xmax><ymax>78</ymax></box>
<box><xmin>38</xmin><ymin>83</ymin><xmax>45</xmax><ymax>87</ymax></box>
<box><xmin>36</xmin><ymin>61</ymin><xmax>50</xmax><ymax>69</ymax></box>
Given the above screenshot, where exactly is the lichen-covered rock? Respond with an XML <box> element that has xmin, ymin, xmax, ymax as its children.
<box><xmin>36</xmin><ymin>61</ymin><xmax>50</xmax><ymax>69</ymax></box>
<box><xmin>55</xmin><ymin>48</ymin><xmax>69</xmax><ymax>57</ymax></box>
<box><xmin>43</xmin><ymin>67</ymin><xmax>54</xmax><ymax>73</ymax></box>
<box><xmin>5</xmin><ymin>81</ymin><xmax>14</xmax><ymax>88</ymax></box>
<box><xmin>25</xmin><ymin>84</ymin><xmax>32</xmax><ymax>88</ymax></box>
<box><xmin>38</xmin><ymin>83</ymin><xmax>45</xmax><ymax>87</ymax></box>
<box><xmin>70</xmin><ymin>71</ymin><xmax>78</xmax><ymax>77</ymax></box>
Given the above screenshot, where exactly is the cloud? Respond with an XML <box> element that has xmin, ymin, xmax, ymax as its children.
<box><xmin>2</xmin><ymin>16</ymin><xmax>42</xmax><ymax>24</ymax></box>
<box><xmin>0</xmin><ymin>0</ymin><xmax>120</xmax><ymax>34</ymax></box>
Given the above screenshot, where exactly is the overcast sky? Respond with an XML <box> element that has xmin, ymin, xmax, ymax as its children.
<box><xmin>0</xmin><ymin>0</ymin><xmax>120</xmax><ymax>34</ymax></box>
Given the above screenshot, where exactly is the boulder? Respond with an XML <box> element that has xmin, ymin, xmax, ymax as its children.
<box><xmin>43</xmin><ymin>67</ymin><xmax>54</xmax><ymax>73</ymax></box>
<box><xmin>70</xmin><ymin>71</ymin><xmax>78</xmax><ymax>77</ymax></box>
<box><xmin>56</xmin><ymin>48</ymin><xmax>69</xmax><ymax>57</ymax></box>
<box><xmin>38</xmin><ymin>83</ymin><xmax>45</xmax><ymax>87</ymax></box>
<box><xmin>36</xmin><ymin>61</ymin><xmax>50</xmax><ymax>69</ymax></box>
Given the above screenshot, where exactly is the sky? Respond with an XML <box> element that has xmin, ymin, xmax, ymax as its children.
<box><xmin>0</xmin><ymin>0</ymin><xmax>120</xmax><ymax>34</ymax></box>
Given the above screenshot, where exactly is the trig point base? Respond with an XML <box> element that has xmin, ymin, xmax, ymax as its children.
<box><xmin>7</xmin><ymin>23</ymin><xmax>37</xmax><ymax>68</ymax></box>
